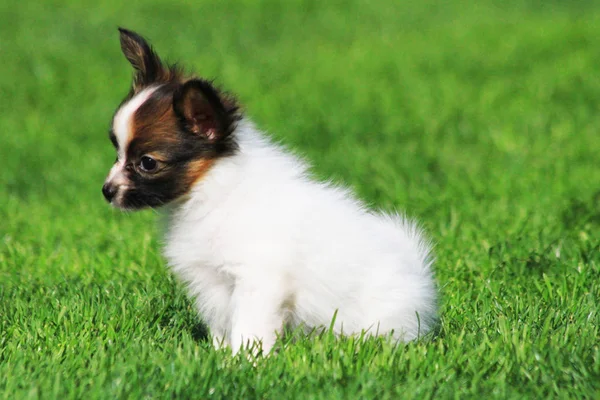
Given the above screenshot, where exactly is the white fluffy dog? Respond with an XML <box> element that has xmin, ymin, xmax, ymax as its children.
<box><xmin>102</xmin><ymin>28</ymin><xmax>438</xmax><ymax>354</ymax></box>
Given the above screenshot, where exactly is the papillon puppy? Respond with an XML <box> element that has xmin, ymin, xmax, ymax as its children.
<box><xmin>103</xmin><ymin>28</ymin><xmax>437</xmax><ymax>354</ymax></box>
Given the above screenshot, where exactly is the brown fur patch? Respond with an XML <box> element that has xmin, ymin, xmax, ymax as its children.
<box><xmin>131</xmin><ymin>86</ymin><xmax>218</xmax><ymax>185</ymax></box>
<box><xmin>130</xmin><ymin>85</ymin><xmax>180</xmax><ymax>154</ymax></box>
<box><xmin>124</xmin><ymin>84</ymin><xmax>220</xmax><ymax>200</ymax></box>
<box><xmin>185</xmin><ymin>158</ymin><xmax>216</xmax><ymax>186</ymax></box>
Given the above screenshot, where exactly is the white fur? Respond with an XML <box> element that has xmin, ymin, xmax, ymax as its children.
<box><xmin>112</xmin><ymin>87</ymin><xmax>158</xmax><ymax>158</ymax></box>
<box><xmin>163</xmin><ymin>120</ymin><xmax>437</xmax><ymax>354</ymax></box>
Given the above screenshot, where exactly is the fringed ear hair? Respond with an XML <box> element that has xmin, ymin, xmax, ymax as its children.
<box><xmin>173</xmin><ymin>79</ymin><xmax>238</xmax><ymax>142</ymax></box>
<box><xmin>118</xmin><ymin>28</ymin><xmax>173</xmax><ymax>91</ymax></box>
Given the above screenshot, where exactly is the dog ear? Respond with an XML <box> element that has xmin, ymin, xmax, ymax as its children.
<box><xmin>173</xmin><ymin>79</ymin><xmax>235</xmax><ymax>142</ymax></box>
<box><xmin>118</xmin><ymin>28</ymin><xmax>166</xmax><ymax>89</ymax></box>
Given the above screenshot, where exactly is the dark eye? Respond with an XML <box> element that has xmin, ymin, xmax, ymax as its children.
<box><xmin>139</xmin><ymin>156</ymin><xmax>158</xmax><ymax>172</ymax></box>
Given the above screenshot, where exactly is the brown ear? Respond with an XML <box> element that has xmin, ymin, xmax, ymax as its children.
<box><xmin>118</xmin><ymin>28</ymin><xmax>167</xmax><ymax>89</ymax></box>
<box><xmin>172</xmin><ymin>79</ymin><xmax>234</xmax><ymax>141</ymax></box>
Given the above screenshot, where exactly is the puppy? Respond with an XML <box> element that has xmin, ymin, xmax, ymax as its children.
<box><xmin>103</xmin><ymin>28</ymin><xmax>437</xmax><ymax>354</ymax></box>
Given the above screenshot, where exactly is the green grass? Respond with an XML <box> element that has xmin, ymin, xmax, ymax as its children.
<box><xmin>1</xmin><ymin>0</ymin><xmax>600</xmax><ymax>398</ymax></box>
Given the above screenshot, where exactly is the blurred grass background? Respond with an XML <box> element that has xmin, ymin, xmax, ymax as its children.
<box><xmin>1</xmin><ymin>0</ymin><xmax>599</xmax><ymax>398</ymax></box>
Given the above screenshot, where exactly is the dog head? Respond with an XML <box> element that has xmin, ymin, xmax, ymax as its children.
<box><xmin>102</xmin><ymin>28</ymin><xmax>240</xmax><ymax>210</ymax></box>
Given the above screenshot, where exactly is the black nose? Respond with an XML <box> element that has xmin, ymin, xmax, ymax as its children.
<box><xmin>102</xmin><ymin>183</ymin><xmax>117</xmax><ymax>202</ymax></box>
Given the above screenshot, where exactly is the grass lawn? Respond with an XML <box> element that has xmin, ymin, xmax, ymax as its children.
<box><xmin>1</xmin><ymin>0</ymin><xmax>600</xmax><ymax>398</ymax></box>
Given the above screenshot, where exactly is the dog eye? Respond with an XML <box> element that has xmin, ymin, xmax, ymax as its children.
<box><xmin>139</xmin><ymin>156</ymin><xmax>158</xmax><ymax>172</ymax></box>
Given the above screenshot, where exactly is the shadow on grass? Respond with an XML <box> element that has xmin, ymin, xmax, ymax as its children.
<box><xmin>190</xmin><ymin>323</ymin><xmax>209</xmax><ymax>342</ymax></box>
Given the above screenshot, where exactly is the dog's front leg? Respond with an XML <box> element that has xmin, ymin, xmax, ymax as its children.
<box><xmin>230</xmin><ymin>279</ymin><xmax>285</xmax><ymax>356</ymax></box>
<box><xmin>210</xmin><ymin>328</ymin><xmax>229</xmax><ymax>350</ymax></box>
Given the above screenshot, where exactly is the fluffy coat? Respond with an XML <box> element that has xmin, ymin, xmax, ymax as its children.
<box><xmin>163</xmin><ymin>120</ymin><xmax>437</xmax><ymax>352</ymax></box>
<box><xmin>103</xmin><ymin>29</ymin><xmax>437</xmax><ymax>354</ymax></box>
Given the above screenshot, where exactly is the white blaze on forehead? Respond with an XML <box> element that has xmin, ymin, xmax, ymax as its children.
<box><xmin>105</xmin><ymin>86</ymin><xmax>160</xmax><ymax>205</ymax></box>
<box><xmin>112</xmin><ymin>86</ymin><xmax>159</xmax><ymax>160</ymax></box>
